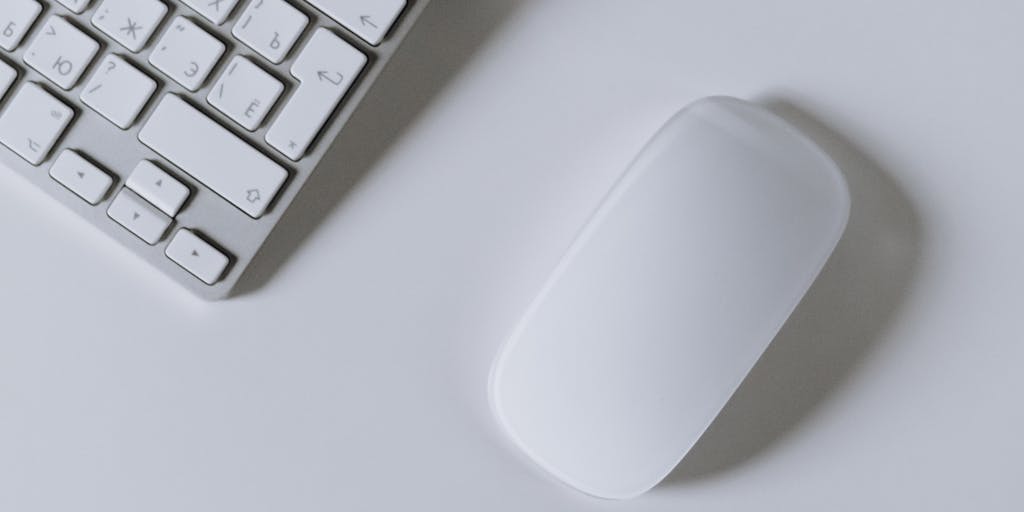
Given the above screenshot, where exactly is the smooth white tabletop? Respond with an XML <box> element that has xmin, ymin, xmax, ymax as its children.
<box><xmin>1</xmin><ymin>1</ymin><xmax>1021</xmax><ymax>510</ymax></box>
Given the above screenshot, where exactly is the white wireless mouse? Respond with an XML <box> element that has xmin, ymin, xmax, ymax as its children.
<box><xmin>489</xmin><ymin>97</ymin><xmax>850</xmax><ymax>500</ymax></box>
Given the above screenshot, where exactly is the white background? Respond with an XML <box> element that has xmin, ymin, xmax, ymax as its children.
<box><xmin>2</xmin><ymin>1</ymin><xmax>1022</xmax><ymax>510</ymax></box>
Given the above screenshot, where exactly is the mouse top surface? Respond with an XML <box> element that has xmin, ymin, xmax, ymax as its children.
<box><xmin>489</xmin><ymin>97</ymin><xmax>850</xmax><ymax>500</ymax></box>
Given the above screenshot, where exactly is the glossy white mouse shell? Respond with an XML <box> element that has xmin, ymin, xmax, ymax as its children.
<box><xmin>489</xmin><ymin>97</ymin><xmax>850</xmax><ymax>500</ymax></box>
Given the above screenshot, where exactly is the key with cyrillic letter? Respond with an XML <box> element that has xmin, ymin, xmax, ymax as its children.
<box><xmin>0</xmin><ymin>83</ymin><xmax>74</xmax><ymax>165</ymax></box>
<box><xmin>0</xmin><ymin>0</ymin><xmax>42</xmax><ymax>51</ymax></box>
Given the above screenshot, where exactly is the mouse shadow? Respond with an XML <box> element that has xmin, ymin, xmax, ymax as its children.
<box><xmin>233</xmin><ymin>0</ymin><xmax>523</xmax><ymax>296</ymax></box>
<box><xmin>663</xmin><ymin>98</ymin><xmax>923</xmax><ymax>486</ymax></box>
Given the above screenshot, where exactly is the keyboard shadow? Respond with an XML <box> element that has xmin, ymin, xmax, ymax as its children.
<box><xmin>233</xmin><ymin>0</ymin><xmax>523</xmax><ymax>297</ymax></box>
<box><xmin>661</xmin><ymin>97</ymin><xmax>923</xmax><ymax>487</ymax></box>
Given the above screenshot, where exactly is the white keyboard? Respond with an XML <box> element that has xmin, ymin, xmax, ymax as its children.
<box><xmin>0</xmin><ymin>0</ymin><xmax>425</xmax><ymax>298</ymax></box>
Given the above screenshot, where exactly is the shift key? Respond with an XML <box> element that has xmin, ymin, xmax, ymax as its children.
<box><xmin>139</xmin><ymin>94</ymin><xmax>287</xmax><ymax>218</ymax></box>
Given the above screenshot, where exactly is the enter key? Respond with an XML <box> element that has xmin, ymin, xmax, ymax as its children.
<box><xmin>265</xmin><ymin>28</ymin><xmax>367</xmax><ymax>161</ymax></box>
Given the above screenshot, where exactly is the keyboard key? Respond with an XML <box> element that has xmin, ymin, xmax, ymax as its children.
<box><xmin>0</xmin><ymin>60</ymin><xmax>17</xmax><ymax>100</ymax></box>
<box><xmin>267</xmin><ymin>28</ymin><xmax>366</xmax><ymax>160</ymax></box>
<box><xmin>232</xmin><ymin>0</ymin><xmax>309</xmax><ymax>64</ymax></box>
<box><xmin>0</xmin><ymin>83</ymin><xmax>74</xmax><ymax>165</ymax></box>
<box><xmin>139</xmin><ymin>94</ymin><xmax>288</xmax><ymax>218</ymax></box>
<box><xmin>126</xmin><ymin>160</ymin><xmax>190</xmax><ymax>216</ymax></box>
<box><xmin>23</xmin><ymin>16</ymin><xmax>100</xmax><ymax>90</ymax></box>
<box><xmin>150</xmin><ymin>17</ymin><xmax>225</xmax><ymax>91</ymax></box>
<box><xmin>81</xmin><ymin>54</ymin><xmax>157</xmax><ymax>129</ymax></box>
<box><xmin>306</xmin><ymin>0</ymin><xmax>406</xmax><ymax>46</ymax></box>
<box><xmin>49</xmin><ymin>149</ymin><xmax>114</xmax><ymax>205</ymax></box>
<box><xmin>208</xmin><ymin>56</ymin><xmax>284</xmax><ymax>131</ymax></box>
<box><xmin>182</xmin><ymin>0</ymin><xmax>241</xmax><ymax>26</ymax></box>
<box><xmin>0</xmin><ymin>0</ymin><xmax>42</xmax><ymax>51</ymax></box>
<box><xmin>108</xmin><ymin>188</ymin><xmax>172</xmax><ymax>244</ymax></box>
<box><xmin>56</xmin><ymin>0</ymin><xmax>92</xmax><ymax>14</ymax></box>
<box><xmin>166</xmin><ymin>229</ymin><xmax>231</xmax><ymax>285</ymax></box>
<box><xmin>92</xmin><ymin>0</ymin><xmax>168</xmax><ymax>52</ymax></box>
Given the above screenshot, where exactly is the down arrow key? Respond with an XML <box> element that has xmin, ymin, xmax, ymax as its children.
<box><xmin>107</xmin><ymin>189</ymin><xmax>172</xmax><ymax>246</ymax></box>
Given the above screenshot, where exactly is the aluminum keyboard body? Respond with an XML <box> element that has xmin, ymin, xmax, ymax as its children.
<box><xmin>0</xmin><ymin>0</ymin><xmax>427</xmax><ymax>299</ymax></box>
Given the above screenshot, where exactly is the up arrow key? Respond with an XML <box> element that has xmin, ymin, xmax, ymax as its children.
<box><xmin>125</xmin><ymin>161</ymin><xmax>192</xmax><ymax>217</ymax></box>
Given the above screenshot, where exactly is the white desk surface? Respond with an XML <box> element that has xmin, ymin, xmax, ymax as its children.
<box><xmin>2</xmin><ymin>1</ymin><xmax>1021</xmax><ymax>510</ymax></box>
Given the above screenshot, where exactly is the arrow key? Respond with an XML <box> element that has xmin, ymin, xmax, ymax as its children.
<box><xmin>166</xmin><ymin>229</ymin><xmax>231</xmax><ymax>285</ymax></box>
<box><xmin>107</xmin><ymin>188</ymin><xmax>172</xmax><ymax>245</ymax></box>
<box><xmin>49</xmin><ymin>150</ymin><xmax>115</xmax><ymax>205</ymax></box>
<box><xmin>126</xmin><ymin>160</ymin><xmax>191</xmax><ymax>217</ymax></box>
